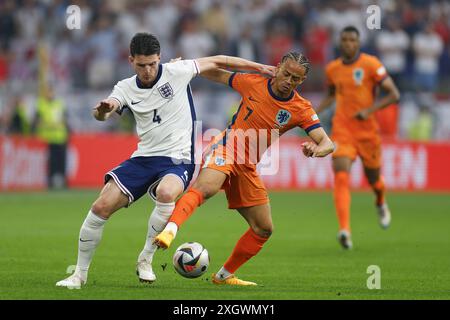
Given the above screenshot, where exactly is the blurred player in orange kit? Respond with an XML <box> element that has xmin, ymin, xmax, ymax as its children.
<box><xmin>316</xmin><ymin>26</ymin><xmax>401</xmax><ymax>249</ymax></box>
<box><xmin>154</xmin><ymin>52</ymin><xmax>335</xmax><ymax>285</ymax></box>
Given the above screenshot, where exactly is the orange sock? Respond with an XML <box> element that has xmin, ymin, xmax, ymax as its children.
<box><xmin>223</xmin><ymin>228</ymin><xmax>269</xmax><ymax>274</ymax></box>
<box><xmin>372</xmin><ymin>176</ymin><xmax>386</xmax><ymax>206</ymax></box>
<box><xmin>333</xmin><ymin>171</ymin><xmax>351</xmax><ymax>232</ymax></box>
<box><xmin>168</xmin><ymin>188</ymin><xmax>204</xmax><ymax>228</ymax></box>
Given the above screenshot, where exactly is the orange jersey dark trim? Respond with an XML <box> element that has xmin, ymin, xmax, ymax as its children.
<box><xmin>207</xmin><ymin>73</ymin><xmax>322</xmax><ymax>164</ymax></box>
<box><xmin>325</xmin><ymin>53</ymin><xmax>388</xmax><ymax>140</ymax></box>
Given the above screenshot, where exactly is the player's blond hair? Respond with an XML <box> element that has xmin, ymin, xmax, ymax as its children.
<box><xmin>281</xmin><ymin>52</ymin><xmax>310</xmax><ymax>74</ymax></box>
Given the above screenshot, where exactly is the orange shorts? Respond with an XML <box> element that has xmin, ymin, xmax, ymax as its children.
<box><xmin>202</xmin><ymin>144</ymin><xmax>269</xmax><ymax>209</ymax></box>
<box><xmin>332</xmin><ymin>133</ymin><xmax>382</xmax><ymax>169</ymax></box>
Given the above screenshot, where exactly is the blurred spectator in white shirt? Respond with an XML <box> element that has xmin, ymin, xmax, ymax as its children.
<box><xmin>229</xmin><ymin>24</ymin><xmax>261</xmax><ymax>63</ymax></box>
<box><xmin>16</xmin><ymin>0</ymin><xmax>43</xmax><ymax>41</ymax></box>
<box><xmin>87</xmin><ymin>14</ymin><xmax>118</xmax><ymax>89</ymax></box>
<box><xmin>201</xmin><ymin>1</ymin><xmax>230</xmax><ymax>53</ymax></box>
<box><xmin>320</xmin><ymin>1</ymin><xmax>367</xmax><ymax>50</ymax></box>
<box><xmin>145</xmin><ymin>0</ymin><xmax>179</xmax><ymax>47</ymax></box>
<box><xmin>116</xmin><ymin>1</ymin><xmax>149</xmax><ymax>48</ymax></box>
<box><xmin>413</xmin><ymin>23</ymin><xmax>444</xmax><ymax>92</ymax></box>
<box><xmin>176</xmin><ymin>14</ymin><xmax>215</xmax><ymax>59</ymax></box>
<box><xmin>376</xmin><ymin>17</ymin><xmax>410</xmax><ymax>89</ymax></box>
<box><xmin>231</xmin><ymin>0</ymin><xmax>273</xmax><ymax>42</ymax></box>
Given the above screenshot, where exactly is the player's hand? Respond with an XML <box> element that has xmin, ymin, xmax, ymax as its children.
<box><xmin>95</xmin><ymin>100</ymin><xmax>115</xmax><ymax>114</ymax></box>
<box><xmin>170</xmin><ymin>57</ymin><xmax>182</xmax><ymax>63</ymax></box>
<box><xmin>258</xmin><ymin>64</ymin><xmax>277</xmax><ymax>78</ymax></box>
<box><xmin>301</xmin><ymin>141</ymin><xmax>319</xmax><ymax>157</ymax></box>
<box><xmin>355</xmin><ymin>109</ymin><xmax>370</xmax><ymax>121</ymax></box>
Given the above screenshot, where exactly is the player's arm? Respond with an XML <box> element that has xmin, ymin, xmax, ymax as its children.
<box><xmin>355</xmin><ymin>76</ymin><xmax>401</xmax><ymax>120</ymax></box>
<box><xmin>92</xmin><ymin>98</ymin><xmax>120</xmax><ymax>121</ymax></box>
<box><xmin>301</xmin><ymin>127</ymin><xmax>335</xmax><ymax>158</ymax></box>
<box><xmin>315</xmin><ymin>85</ymin><xmax>336</xmax><ymax>114</ymax></box>
<box><xmin>195</xmin><ymin>55</ymin><xmax>276</xmax><ymax>84</ymax></box>
<box><xmin>200</xmin><ymin>68</ymin><xmax>234</xmax><ymax>86</ymax></box>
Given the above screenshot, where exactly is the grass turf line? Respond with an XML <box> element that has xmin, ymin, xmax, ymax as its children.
<box><xmin>0</xmin><ymin>190</ymin><xmax>449</xmax><ymax>299</ymax></box>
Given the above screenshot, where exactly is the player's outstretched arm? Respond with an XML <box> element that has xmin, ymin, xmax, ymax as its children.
<box><xmin>200</xmin><ymin>68</ymin><xmax>234</xmax><ymax>85</ymax></box>
<box><xmin>196</xmin><ymin>55</ymin><xmax>276</xmax><ymax>79</ymax></box>
<box><xmin>355</xmin><ymin>76</ymin><xmax>401</xmax><ymax>120</ymax></box>
<box><xmin>315</xmin><ymin>85</ymin><xmax>336</xmax><ymax>114</ymax></box>
<box><xmin>302</xmin><ymin>127</ymin><xmax>335</xmax><ymax>158</ymax></box>
<box><xmin>92</xmin><ymin>98</ymin><xmax>120</xmax><ymax>121</ymax></box>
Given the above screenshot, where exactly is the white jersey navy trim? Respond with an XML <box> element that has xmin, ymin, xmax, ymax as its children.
<box><xmin>108</xmin><ymin>60</ymin><xmax>199</xmax><ymax>161</ymax></box>
<box><xmin>135</xmin><ymin>63</ymin><xmax>163</xmax><ymax>90</ymax></box>
<box><xmin>193</xmin><ymin>60</ymin><xmax>200</xmax><ymax>75</ymax></box>
<box><xmin>187</xmin><ymin>84</ymin><xmax>196</xmax><ymax>164</ymax></box>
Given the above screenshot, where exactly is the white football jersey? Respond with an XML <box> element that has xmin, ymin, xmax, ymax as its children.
<box><xmin>109</xmin><ymin>59</ymin><xmax>200</xmax><ymax>161</ymax></box>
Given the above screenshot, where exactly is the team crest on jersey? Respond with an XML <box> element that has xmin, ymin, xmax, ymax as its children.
<box><xmin>158</xmin><ymin>82</ymin><xmax>174</xmax><ymax>99</ymax></box>
<box><xmin>276</xmin><ymin>109</ymin><xmax>291</xmax><ymax>127</ymax></box>
<box><xmin>215</xmin><ymin>157</ymin><xmax>225</xmax><ymax>166</ymax></box>
<box><xmin>353</xmin><ymin>68</ymin><xmax>364</xmax><ymax>85</ymax></box>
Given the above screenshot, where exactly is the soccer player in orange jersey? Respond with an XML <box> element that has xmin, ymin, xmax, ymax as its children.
<box><xmin>154</xmin><ymin>52</ymin><xmax>335</xmax><ymax>286</ymax></box>
<box><xmin>316</xmin><ymin>26</ymin><xmax>400</xmax><ymax>249</ymax></box>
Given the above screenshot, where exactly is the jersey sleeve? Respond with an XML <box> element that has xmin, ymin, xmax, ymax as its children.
<box><xmin>370</xmin><ymin>56</ymin><xmax>388</xmax><ymax>84</ymax></box>
<box><xmin>165</xmin><ymin>59</ymin><xmax>200</xmax><ymax>83</ymax></box>
<box><xmin>228</xmin><ymin>73</ymin><xmax>258</xmax><ymax>95</ymax></box>
<box><xmin>108</xmin><ymin>81</ymin><xmax>127</xmax><ymax>115</ymax></box>
<box><xmin>299</xmin><ymin>102</ymin><xmax>322</xmax><ymax>134</ymax></box>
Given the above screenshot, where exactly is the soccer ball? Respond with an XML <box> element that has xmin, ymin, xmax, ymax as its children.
<box><xmin>173</xmin><ymin>242</ymin><xmax>209</xmax><ymax>278</ymax></box>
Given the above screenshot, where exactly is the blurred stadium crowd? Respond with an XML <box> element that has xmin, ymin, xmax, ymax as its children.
<box><xmin>1</xmin><ymin>0</ymin><xmax>450</xmax><ymax>140</ymax></box>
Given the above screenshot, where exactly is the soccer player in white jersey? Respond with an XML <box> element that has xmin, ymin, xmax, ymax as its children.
<box><xmin>56</xmin><ymin>33</ymin><xmax>275</xmax><ymax>289</ymax></box>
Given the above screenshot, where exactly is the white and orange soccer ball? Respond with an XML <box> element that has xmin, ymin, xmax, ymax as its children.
<box><xmin>173</xmin><ymin>242</ymin><xmax>209</xmax><ymax>278</ymax></box>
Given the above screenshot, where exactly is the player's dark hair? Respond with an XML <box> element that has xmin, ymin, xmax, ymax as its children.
<box><xmin>130</xmin><ymin>33</ymin><xmax>160</xmax><ymax>57</ymax></box>
<box><xmin>281</xmin><ymin>51</ymin><xmax>310</xmax><ymax>74</ymax></box>
<box><xmin>341</xmin><ymin>26</ymin><xmax>360</xmax><ymax>37</ymax></box>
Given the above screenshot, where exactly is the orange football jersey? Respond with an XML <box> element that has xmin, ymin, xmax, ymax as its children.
<box><xmin>210</xmin><ymin>73</ymin><xmax>321</xmax><ymax>164</ymax></box>
<box><xmin>326</xmin><ymin>53</ymin><xmax>388</xmax><ymax>140</ymax></box>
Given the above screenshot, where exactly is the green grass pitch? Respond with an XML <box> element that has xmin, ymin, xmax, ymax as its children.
<box><xmin>1</xmin><ymin>190</ymin><xmax>449</xmax><ymax>300</ymax></box>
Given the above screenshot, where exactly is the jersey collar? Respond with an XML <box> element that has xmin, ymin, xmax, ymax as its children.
<box><xmin>268</xmin><ymin>79</ymin><xmax>294</xmax><ymax>102</ymax></box>
<box><xmin>136</xmin><ymin>64</ymin><xmax>163</xmax><ymax>89</ymax></box>
<box><xmin>342</xmin><ymin>52</ymin><xmax>361</xmax><ymax>65</ymax></box>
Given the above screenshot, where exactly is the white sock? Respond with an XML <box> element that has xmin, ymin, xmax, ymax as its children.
<box><xmin>138</xmin><ymin>201</ymin><xmax>175</xmax><ymax>263</ymax></box>
<box><xmin>75</xmin><ymin>210</ymin><xmax>107</xmax><ymax>279</ymax></box>
<box><xmin>165</xmin><ymin>222</ymin><xmax>179</xmax><ymax>237</ymax></box>
<box><xmin>215</xmin><ymin>266</ymin><xmax>232</xmax><ymax>280</ymax></box>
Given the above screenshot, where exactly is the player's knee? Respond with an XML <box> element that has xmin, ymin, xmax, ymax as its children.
<box><xmin>253</xmin><ymin>225</ymin><xmax>273</xmax><ymax>239</ymax></box>
<box><xmin>91</xmin><ymin>200</ymin><xmax>112</xmax><ymax>219</ymax></box>
<box><xmin>365</xmin><ymin>173</ymin><xmax>378</xmax><ymax>186</ymax></box>
<box><xmin>368</xmin><ymin>176</ymin><xmax>380</xmax><ymax>186</ymax></box>
<box><xmin>155</xmin><ymin>186</ymin><xmax>178</xmax><ymax>203</ymax></box>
